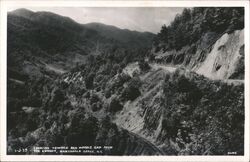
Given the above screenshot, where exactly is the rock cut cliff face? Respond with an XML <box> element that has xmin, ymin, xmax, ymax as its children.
<box><xmin>195</xmin><ymin>30</ymin><xmax>244</xmax><ymax>80</ymax></box>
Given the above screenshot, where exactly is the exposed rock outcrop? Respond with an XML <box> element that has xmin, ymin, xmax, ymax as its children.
<box><xmin>195</xmin><ymin>30</ymin><xmax>244</xmax><ymax>80</ymax></box>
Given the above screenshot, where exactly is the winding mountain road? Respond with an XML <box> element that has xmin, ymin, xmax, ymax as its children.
<box><xmin>150</xmin><ymin>63</ymin><xmax>177</xmax><ymax>73</ymax></box>
<box><xmin>149</xmin><ymin>63</ymin><xmax>244</xmax><ymax>86</ymax></box>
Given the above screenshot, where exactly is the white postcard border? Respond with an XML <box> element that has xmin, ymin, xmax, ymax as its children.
<box><xmin>0</xmin><ymin>1</ymin><xmax>249</xmax><ymax>161</ymax></box>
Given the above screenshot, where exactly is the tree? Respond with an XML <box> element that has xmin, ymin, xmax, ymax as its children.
<box><xmin>85</xmin><ymin>72</ymin><xmax>95</xmax><ymax>89</ymax></box>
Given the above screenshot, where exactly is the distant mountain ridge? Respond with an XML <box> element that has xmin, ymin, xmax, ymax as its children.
<box><xmin>84</xmin><ymin>22</ymin><xmax>155</xmax><ymax>47</ymax></box>
<box><xmin>9</xmin><ymin>8</ymin><xmax>155</xmax><ymax>46</ymax></box>
<box><xmin>8</xmin><ymin>8</ymin><xmax>155</xmax><ymax>79</ymax></box>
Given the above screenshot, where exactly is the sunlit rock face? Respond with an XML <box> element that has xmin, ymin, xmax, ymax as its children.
<box><xmin>196</xmin><ymin>30</ymin><xmax>244</xmax><ymax>80</ymax></box>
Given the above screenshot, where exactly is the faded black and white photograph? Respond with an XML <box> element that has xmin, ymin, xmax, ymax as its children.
<box><xmin>6</xmin><ymin>6</ymin><xmax>245</xmax><ymax>156</ymax></box>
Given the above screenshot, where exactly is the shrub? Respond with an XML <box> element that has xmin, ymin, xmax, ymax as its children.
<box><xmin>138</xmin><ymin>60</ymin><xmax>150</xmax><ymax>71</ymax></box>
<box><xmin>121</xmin><ymin>77</ymin><xmax>142</xmax><ymax>101</ymax></box>
<box><xmin>91</xmin><ymin>102</ymin><xmax>102</xmax><ymax>112</ymax></box>
<box><xmin>121</xmin><ymin>86</ymin><xmax>141</xmax><ymax>101</ymax></box>
<box><xmin>85</xmin><ymin>73</ymin><xmax>95</xmax><ymax>89</ymax></box>
<box><xmin>109</xmin><ymin>97</ymin><xmax>123</xmax><ymax>113</ymax></box>
<box><xmin>90</xmin><ymin>94</ymin><xmax>100</xmax><ymax>104</ymax></box>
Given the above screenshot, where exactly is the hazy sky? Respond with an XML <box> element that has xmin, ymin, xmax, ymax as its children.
<box><xmin>8</xmin><ymin>7</ymin><xmax>184</xmax><ymax>33</ymax></box>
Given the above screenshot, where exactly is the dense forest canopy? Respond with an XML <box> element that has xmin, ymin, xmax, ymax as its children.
<box><xmin>155</xmin><ymin>7</ymin><xmax>244</xmax><ymax>51</ymax></box>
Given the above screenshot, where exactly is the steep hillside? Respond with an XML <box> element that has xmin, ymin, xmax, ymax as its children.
<box><xmin>114</xmin><ymin>66</ymin><xmax>244</xmax><ymax>155</ymax></box>
<box><xmin>151</xmin><ymin>7</ymin><xmax>244</xmax><ymax>80</ymax></box>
